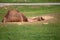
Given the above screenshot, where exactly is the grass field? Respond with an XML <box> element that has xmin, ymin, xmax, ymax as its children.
<box><xmin>0</xmin><ymin>5</ymin><xmax>60</xmax><ymax>40</ymax></box>
<box><xmin>0</xmin><ymin>0</ymin><xmax>60</xmax><ymax>3</ymax></box>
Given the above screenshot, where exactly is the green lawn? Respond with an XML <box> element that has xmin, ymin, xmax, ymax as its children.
<box><xmin>0</xmin><ymin>0</ymin><xmax>60</xmax><ymax>3</ymax></box>
<box><xmin>0</xmin><ymin>5</ymin><xmax>60</xmax><ymax>21</ymax></box>
<box><xmin>0</xmin><ymin>22</ymin><xmax>60</xmax><ymax>40</ymax></box>
<box><xmin>0</xmin><ymin>5</ymin><xmax>60</xmax><ymax>40</ymax></box>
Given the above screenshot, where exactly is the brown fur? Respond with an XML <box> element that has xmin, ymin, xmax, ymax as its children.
<box><xmin>2</xmin><ymin>10</ymin><xmax>28</xmax><ymax>23</ymax></box>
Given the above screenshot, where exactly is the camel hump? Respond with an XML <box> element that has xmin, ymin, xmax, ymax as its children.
<box><xmin>2</xmin><ymin>10</ymin><xmax>28</xmax><ymax>23</ymax></box>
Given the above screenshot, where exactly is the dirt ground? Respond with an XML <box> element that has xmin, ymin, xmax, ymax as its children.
<box><xmin>2</xmin><ymin>14</ymin><xmax>57</xmax><ymax>25</ymax></box>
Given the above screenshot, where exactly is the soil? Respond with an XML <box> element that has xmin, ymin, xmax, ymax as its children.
<box><xmin>4</xmin><ymin>14</ymin><xmax>56</xmax><ymax>25</ymax></box>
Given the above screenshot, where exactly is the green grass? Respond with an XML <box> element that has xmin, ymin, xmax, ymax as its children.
<box><xmin>0</xmin><ymin>5</ymin><xmax>60</xmax><ymax>21</ymax></box>
<box><xmin>0</xmin><ymin>5</ymin><xmax>60</xmax><ymax>40</ymax></box>
<box><xmin>0</xmin><ymin>22</ymin><xmax>60</xmax><ymax>40</ymax></box>
<box><xmin>0</xmin><ymin>0</ymin><xmax>60</xmax><ymax>3</ymax></box>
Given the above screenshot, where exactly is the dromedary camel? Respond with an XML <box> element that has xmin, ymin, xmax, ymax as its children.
<box><xmin>2</xmin><ymin>10</ymin><xmax>28</xmax><ymax>23</ymax></box>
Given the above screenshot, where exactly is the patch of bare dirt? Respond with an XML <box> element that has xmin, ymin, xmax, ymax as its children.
<box><xmin>3</xmin><ymin>14</ymin><xmax>55</xmax><ymax>25</ymax></box>
<box><xmin>28</xmin><ymin>15</ymin><xmax>54</xmax><ymax>22</ymax></box>
<box><xmin>1</xmin><ymin>9</ymin><xmax>59</xmax><ymax>25</ymax></box>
